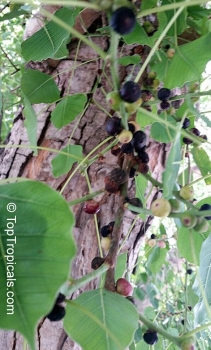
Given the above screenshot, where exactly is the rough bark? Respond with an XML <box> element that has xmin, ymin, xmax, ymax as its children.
<box><xmin>0</xmin><ymin>7</ymin><xmax>168</xmax><ymax>350</ymax></box>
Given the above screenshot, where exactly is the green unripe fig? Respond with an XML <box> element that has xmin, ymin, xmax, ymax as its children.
<box><xmin>169</xmin><ymin>198</ymin><xmax>181</xmax><ymax>213</ymax></box>
<box><xmin>124</xmin><ymin>97</ymin><xmax>143</xmax><ymax>114</ymax></box>
<box><xmin>151</xmin><ymin>198</ymin><xmax>171</xmax><ymax>218</ymax></box>
<box><xmin>179</xmin><ymin>186</ymin><xmax>194</xmax><ymax>201</ymax></box>
<box><xmin>181</xmin><ymin>212</ymin><xmax>197</xmax><ymax>228</ymax></box>
<box><xmin>106</xmin><ymin>91</ymin><xmax>121</xmax><ymax>111</ymax></box>
<box><xmin>100</xmin><ymin>0</ymin><xmax>112</xmax><ymax>10</ymax></box>
<box><xmin>148</xmin><ymin>71</ymin><xmax>157</xmax><ymax>79</ymax></box>
<box><xmin>101</xmin><ymin>237</ymin><xmax>111</xmax><ymax>253</ymax></box>
<box><xmin>194</xmin><ymin>217</ymin><xmax>210</xmax><ymax>233</ymax></box>
<box><xmin>179</xmin><ymin>336</ymin><xmax>195</xmax><ymax>350</ymax></box>
<box><xmin>167</xmin><ymin>48</ymin><xmax>175</xmax><ymax>58</ymax></box>
<box><xmin>152</xmin><ymin>78</ymin><xmax>160</xmax><ymax>89</ymax></box>
<box><xmin>117</xmin><ymin>129</ymin><xmax>133</xmax><ymax>143</ymax></box>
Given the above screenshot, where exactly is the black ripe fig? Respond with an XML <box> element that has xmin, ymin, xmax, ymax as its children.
<box><xmin>100</xmin><ymin>225</ymin><xmax>111</xmax><ymax>237</ymax></box>
<box><xmin>131</xmin><ymin>130</ymin><xmax>147</xmax><ymax>151</ymax></box>
<box><xmin>160</xmin><ymin>100</ymin><xmax>170</xmax><ymax>110</ymax></box>
<box><xmin>200</xmin><ymin>203</ymin><xmax>211</xmax><ymax>220</ymax></box>
<box><xmin>190</xmin><ymin>127</ymin><xmax>200</xmax><ymax>136</ymax></box>
<box><xmin>157</xmin><ymin>88</ymin><xmax>171</xmax><ymax>101</ymax></box>
<box><xmin>110</xmin><ymin>7</ymin><xmax>136</xmax><ymax>35</ymax></box>
<box><xmin>128</xmin><ymin>197</ymin><xmax>143</xmax><ymax>214</ymax></box>
<box><xmin>46</xmin><ymin>304</ymin><xmax>65</xmax><ymax>322</ymax></box>
<box><xmin>91</xmin><ymin>256</ymin><xmax>105</xmax><ymax>270</ymax></box>
<box><xmin>106</xmin><ymin>116</ymin><xmax>122</xmax><ymax>136</ymax></box>
<box><xmin>83</xmin><ymin>200</ymin><xmax>100</xmax><ymax>214</ymax></box>
<box><xmin>120</xmin><ymin>81</ymin><xmax>141</xmax><ymax>103</ymax></box>
<box><xmin>121</xmin><ymin>142</ymin><xmax>134</xmax><ymax>154</ymax></box>
<box><xmin>55</xmin><ymin>293</ymin><xmax>65</xmax><ymax>305</ymax></box>
<box><xmin>137</xmin><ymin>151</ymin><xmax>149</xmax><ymax>163</ymax></box>
<box><xmin>182</xmin><ymin>118</ymin><xmax>190</xmax><ymax>129</ymax></box>
<box><xmin>143</xmin><ymin>330</ymin><xmax>158</xmax><ymax>345</ymax></box>
<box><xmin>100</xmin><ymin>221</ymin><xmax>115</xmax><ymax>237</ymax></box>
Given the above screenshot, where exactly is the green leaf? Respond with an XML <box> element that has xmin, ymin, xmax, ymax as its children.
<box><xmin>123</xmin><ymin>22</ymin><xmax>153</xmax><ymax>46</ymax></box>
<box><xmin>136</xmin><ymin>109</ymin><xmax>155</xmax><ymax>128</ymax></box>
<box><xmin>23</xmin><ymin>94</ymin><xmax>38</xmax><ymax>155</ymax></box>
<box><xmin>146</xmin><ymin>246</ymin><xmax>167</xmax><ymax>274</ymax></box>
<box><xmin>64</xmin><ymin>288</ymin><xmax>138</xmax><ymax>350</ymax></box>
<box><xmin>0</xmin><ymin>181</ymin><xmax>76</xmax><ymax>350</ymax></box>
<box><xmin>164</xmin><ymin>33</ymin><xmax>211</xmax><ymax>88</ymax></box>
<box><xmin>51</xmin><ymin>144</ymin><xmax>83</xmax><ymax>177</ymax></box>
<box><xmin>191</xmin><ymin>147</ymin><xmax>211</xmax><ymax>185</ymax></box>
<box><xmin>118</xmin><ymin>55</ymin><xmax>141</xmax><ymax>66</ymax></box>
<box><xmin>0</xmin><ymin>7</ymin><xmax>27</xmax><ymax>22</ymax></box>
<box><xmin>150</xmin><ymin>115</ymin><xmax>177</xmax><ymax>143</ymax></box>
<box><xmin>177</xmin><ymin>227</ymin><xmax>204</xmax><ymax>265</ymax></box>
<box><xmin>141</xmin><ymin>0</ymin><xmax>157</xmax><ymax>10</ymax></box>
<box><xmin>21</xmin><ymin>69</ymin><xmax>60</xmax><ymax>104</ymax></box>
<box><xmin>162</xmin><ymin>131</ymin><xmax>181</xmax><ymax>199</ymax></box>
<box><xmin>193</xmin><ymin>233</ymin><xmax>211</xmax><ymax>324</ymax></box>
<box><xmin>21</xmin><ymin>7</ymin><xmax>77</xmax><ymax>61</ymax></box>
<box><xmin>115</xmin><ymin>253</ymin><xmax>127</xmax><ymax>280</ymax></box>
<box><xmin>51</xmin><ymin>94</ymin><xmax>87</xmax><ymax>129</ymax></box>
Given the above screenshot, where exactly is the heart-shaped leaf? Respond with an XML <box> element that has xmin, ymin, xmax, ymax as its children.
<box><xmin>51</xmin><ymin>94</ymin><xmax>87</xmax><ymax>129</ymax></box>
<box><xmin>21</xmin><ymin>69</ymin><xmax>60</xmax><ymax>104</ymax></box>
<box><xmin>0</xmin><ymin>181</ymin><xmax>76</xmax><ymax>350</ymax></box>
<box><xmin>64</xmin><ymin>288</ymin><xmax>138</xmax><ymax>350</ymax></box>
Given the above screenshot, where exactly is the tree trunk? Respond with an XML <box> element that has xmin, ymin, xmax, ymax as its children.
<box><xmin>0</xmin><ymin>7</ymin><xmax>168</xmax><ymax>350</ymax></box>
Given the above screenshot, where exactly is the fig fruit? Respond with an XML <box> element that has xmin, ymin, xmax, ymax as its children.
<box><xmin>151</xmin><ymin>198</ymin><xmax>171</xmax><ymax>218</ymax></box>
<box><xmin>116</xmin><ymin>278</ymin><xmax>133</xmax><ymax>297</ymax></box>
<box><xmin>179</xmin><ymin>186</ymin><xmax>194</xmax><ymax>201</ymax></box>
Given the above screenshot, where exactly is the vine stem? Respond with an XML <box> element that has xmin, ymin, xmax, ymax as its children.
<box><xmin>138</xmin><ymin>313</ymin><xmax>181</xmax><ymax>347</ymax></box>
<box><xmin>137</xmin><ymin>107</ymin><xmax>205</xmax><ymax>146</ymax></box>
<box><xmin>13</xmin><ymin>0</ymin><xmax>102</xmax><ymax>9</ymax></box>
<box><xmin>137</xmin><ymin>0</ymin><xmax>208</xmax><ymax>18</ymax></box>
<box><xmin>180</xmin><ymin>322</ymin><xmax>211</xmax><ymax>339</ymax></box>
<box><xmin>64</xmin><ymin>263</ymin><xmax>110</xmax><ymax>296</ymax></box>
<box><xmin>109</xmin><ymin>31</ymin><xmax>120</xmax><ymax>91</ymax></box>
<box><xmin>135</xmin><ymin>2</ymin><xmax>188</xmax><ymax>83</ymax></box>
<box><xmin>69</xmin><ymin>188</ymin><xmax>105</xmax><ymax>206</ymax></box>
<box><xmin>0</xmin><ymin>144</ymin><xmax>82</xmax><ymax>160</ymax></box>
